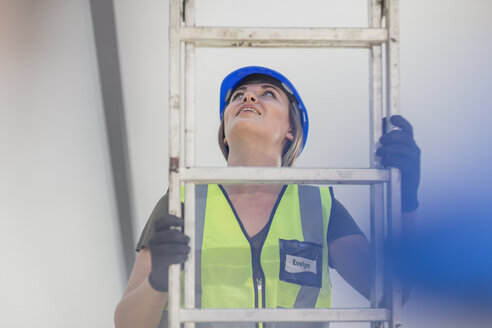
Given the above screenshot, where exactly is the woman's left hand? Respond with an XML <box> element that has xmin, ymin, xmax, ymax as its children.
<box><xmin>376</xmin><ymin>115</ymin><xmax>421</xmax><ymax>212</ymax></box>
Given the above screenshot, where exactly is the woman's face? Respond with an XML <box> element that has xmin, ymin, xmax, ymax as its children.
<box><xmin>223</xmin><ymin>82</ymin><xmax>294</xmax><ymax>152</ymax></box>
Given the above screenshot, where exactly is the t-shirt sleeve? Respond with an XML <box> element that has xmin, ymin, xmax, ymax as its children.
<box><xmin>136</xmin><ymin>192</ymin><xmax>186</xmax><ymax>252</ymax></box>
<box><xmin>135</xmin><ymin>208</ymin><xmax>157</xmax><ymax>252</ymax></box>
<box><xmin>326</xmin><ymin>196</ymin><xmax>366</xmax><ymax>268</ymax></box>
<box><xmin>326</xmin><ymin>198</ymin><xmax>365</xmax><ymax>243</ymax></box>
<box><xmin>136</xmin><ymin>193</ymin><xmax>172</xmax><ymax>252</ymax></box>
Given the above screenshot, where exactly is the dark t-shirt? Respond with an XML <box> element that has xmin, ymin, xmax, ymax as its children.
<box><xmin>136</xmin><ymin>187</ymin><xmax>365</xmax><ymax>271</ymax></box>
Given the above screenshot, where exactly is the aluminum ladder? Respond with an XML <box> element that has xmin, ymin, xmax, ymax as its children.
<box><xmin>167</xmin><ymin>0</ymin><xmax>403</xmax><ymax>327</ymax></box>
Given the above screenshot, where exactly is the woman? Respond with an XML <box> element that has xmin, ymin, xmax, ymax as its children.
<box><xmin>114</xmin><ymin>66</ymin><xmax>421</xmax><ymax>328</ymax></box>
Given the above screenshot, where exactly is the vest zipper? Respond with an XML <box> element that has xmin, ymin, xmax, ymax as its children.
<box><xmin>217</xmin><ymin>185</ymin><xmax>287</xmax><ymax>328</ymax></box>
<box><xmin>257</xmin><ymin>277</ymin><xmax>264</xmax><ymax>328</ymax></box>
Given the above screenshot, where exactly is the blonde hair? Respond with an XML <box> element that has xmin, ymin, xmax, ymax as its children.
<box><xmin>218</xmin><ymin>102</ymin><xmax>304</xmax><ymax>167</ymax></box>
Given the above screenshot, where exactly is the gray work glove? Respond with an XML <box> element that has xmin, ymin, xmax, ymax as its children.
<box><xmin>148</xmin><ymin>208</ymin><xmax>190</xmax><ymax>292</ymax></box>
<box><xmin>377</xmin><ymin>115</ymin><xmax>421</xmax><ymax>212</ymax></box>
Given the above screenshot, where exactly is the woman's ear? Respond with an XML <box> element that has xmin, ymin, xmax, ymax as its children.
<box><xmin>286</xmin><ymin>129</ymin><xmax>294</xmax><ymax>141</ymax></box>
<box><xmin>224</xmin><ymin>137</ymin><xmax>228</xmax><ymax>145</ymax></box>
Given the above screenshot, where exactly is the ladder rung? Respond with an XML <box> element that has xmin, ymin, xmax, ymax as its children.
<box><xmin>180</xmin><ymin>308</ymin><xmax>390</xmax><ymax>323</ymax></box>
<box><xmin>180</xmin><ymin>168</ymin><xmax>389</xmax><ymax>184</ymax></box>
<box><xmin>180</xmin><ymin>27</ymin><xmax>388</xmax><ymax>48</ymax></box>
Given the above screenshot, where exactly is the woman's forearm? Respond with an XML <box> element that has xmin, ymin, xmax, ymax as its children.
<box><xmin>114</xmin><ymin>277</ymin><xmax>168</xmax><ymax>328</ymax></box>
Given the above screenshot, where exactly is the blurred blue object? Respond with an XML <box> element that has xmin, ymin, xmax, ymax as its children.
<box><xmin>389</xmin><ymin>201</ymin><xmax>492</xmax><ymax>308</ymax></box>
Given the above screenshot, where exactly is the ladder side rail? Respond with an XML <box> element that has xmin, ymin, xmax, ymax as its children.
<box><xmin>385</xmin><ymin>1</ymin><xmax>403</xmax><ymax>328</ymax></box>
<box><xmin>184</xmin><ymin>1</ymin><xmax>197</xmax><ymax>328</ymax></box>
<box><xmin>368</xmin><ymin>2</ymin><xmax>385</xmax><ymax>328</ymax></box>
<box><xmin>387</xmin><ymin>169</ymin><xmax>402</xmax><ymax>328</ymax></box>
<box><xmin>168</xmin><ymin>1</ymin><xmax>182</xmax><ymax>328</ymax></box>
<box><xmin>184</xmin><ymin>182</ymin><xmax>196</xmax><ymax>328</ymax></box>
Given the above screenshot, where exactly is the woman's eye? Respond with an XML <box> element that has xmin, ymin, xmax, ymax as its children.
<box><xmin>232</xmin><ymin>92</ymin><xmax>243</xmax><ymax>100</ymax></box>
<box><xmin>263</xmin><ymin>91</ymin><xmax>275</xmax><ymax>97</ymax></box>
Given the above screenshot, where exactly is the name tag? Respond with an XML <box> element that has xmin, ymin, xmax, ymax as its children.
<box><xmin>279</xmin><ymin>239</ymin><xmax>323</xmax><ymax>288</ymax></box>
<box><xmin>285</xmin><ymin>255</ymin><xmax>317</xmax><ymax>274</ymax></box>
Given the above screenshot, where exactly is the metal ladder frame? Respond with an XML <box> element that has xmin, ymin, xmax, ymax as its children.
<box><xmin>167</xmin><ymin>0</ymin><xmax>402</xmax><ymax>327</ymax></box>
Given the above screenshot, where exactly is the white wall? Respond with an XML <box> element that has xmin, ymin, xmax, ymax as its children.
<box><xmin>1</xmin><ymin>0</ymin><xmax>491</xmax><ymax>327</ymax></box>
<box><xmin>0</xmin><ymin>1</ymin><xmax>124</xmax><ymax>327</ymax></box>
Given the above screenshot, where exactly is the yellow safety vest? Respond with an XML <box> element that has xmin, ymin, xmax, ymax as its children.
<box><xmin>180</xmin><ymin>184</ymin><xmax>333</xmax><ymax>328</ymax></box>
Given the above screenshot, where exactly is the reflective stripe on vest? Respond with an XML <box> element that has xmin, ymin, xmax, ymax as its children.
<box><xmin>179</xmin><ymin>184</ymin><xmax>332</xmax><ymax>328</ymax></box>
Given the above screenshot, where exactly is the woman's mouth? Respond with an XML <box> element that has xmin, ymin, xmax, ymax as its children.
<box><xmin>237</xmin><ymin>106</ymin><xmax>261</xmax><ymax>116</ymax></box>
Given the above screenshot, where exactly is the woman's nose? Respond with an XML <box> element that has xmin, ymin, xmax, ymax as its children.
<box><xmin>242</xmin><ymin>91</ymin><xmax>257</xmax><ymax>103</ymax></box>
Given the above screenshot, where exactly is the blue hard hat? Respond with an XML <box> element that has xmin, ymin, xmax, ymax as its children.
<box><xmin>219</xmin><ymin>66</ymin><xmax>309</xmax><ymax>151</ymax></box>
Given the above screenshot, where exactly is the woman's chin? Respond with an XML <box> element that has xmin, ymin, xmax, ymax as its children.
<box><xmin>227</xmin><ymin>120</ymin><xmax>264</xmax><ymax>135</ymax></box>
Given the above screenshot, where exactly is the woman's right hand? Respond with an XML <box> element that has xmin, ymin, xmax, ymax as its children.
<box><xmin>148</xmin><ymin>212</ymin><xmax>190</xmax><ymax>292</ymax></box>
